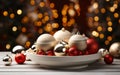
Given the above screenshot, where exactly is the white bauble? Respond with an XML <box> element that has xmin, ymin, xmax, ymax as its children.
<box><xmin>109</xmin><ymin>42</ymin><xmax>120</xmax><ymax>57</ymax></box>
<box><xmin>68</xmin><ymin>34</ymin><xmax>87</xmax><ymax>50</ymax></box>
<box><xmin>53</xmin><ymin>28</ymin><xmax>72</xmax><ymax>42</ymax></box>
<box><xmin>98</xmin><ymin>48</ymin><xmax>109</xmax><ymax>57</ymax></box>
<box><xmin>36</xmin><ymin>34</ymin><xmax>56</xmax><ymax>51</ymax></box>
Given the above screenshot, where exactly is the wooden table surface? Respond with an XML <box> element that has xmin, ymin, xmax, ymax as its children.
<box><xmin>0</xmin><ymin>52</ymin><xmax>120</xmax><ymax>75</ymax></box>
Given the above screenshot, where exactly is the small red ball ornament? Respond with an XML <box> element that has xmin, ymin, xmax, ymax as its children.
<box><xmin>37</xmin><ymin>50</ymin><xmax>46</xmax><ymax>55</ymax></box>
<box><xmin>67</xmin><ymin>46</ymin><xmax>79</xmax><ymax>56</ymax></box>
<box><xmin>104</xmin><ymin>54</ymin><xmax>114</xmax><ymax>64</ymax></box>
<box><xmin>15</xmin><ymin>53</ymin><xmax>26</xmax><ymax>64</ymax></box>
<box><xmin>87</xmin><ymin>38</ymin><xmax>99</xmax><ymax>54</ymax></box>
<box><xmin>46</xmin><ymin>50</ymin><xmax>55</xmax><ymax>56</ymax></box>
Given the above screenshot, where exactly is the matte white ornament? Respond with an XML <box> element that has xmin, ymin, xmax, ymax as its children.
<box><xmin>53</xmin><ymin>28</ymin><xmax>72</xmax><ymax>42</ymax></box>
<box><xmin>36</xmin><ymin>34</ymin><xmax>56</xmax><ymax>51</ymax></box>
<box><xmin>68</xmin><ymin>33</ymin><xmax>87</xmax><ymax>50</ymax></box>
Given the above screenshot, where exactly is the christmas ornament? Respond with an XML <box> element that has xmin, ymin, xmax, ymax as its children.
<box><xmin>46</xmin><ymin>50</ymin><xmax>55</xmax><ymax>56</ymax></box>
<box><xmin>68</xmin><ymin>33</ymin><xmax>87</xmax><ymax>50</ymax></box>
<box><xmin>15</xmin><ymin>53</ymin><xmax>26</xmax><ymax>64</ymax></box>
<box><xmin>87</xmin><ymin>38</ymin><xmax>99</xmax><ymax>54</ymax></box>
<box><xmin>53</xmin><ymin>28</ymin><xmax>72</xmax><ymax>42</ymax></box>
<box><xmin>98</xmin><ymin>48</ymin><xmax>109</xmax><ymax>57</ymax></box>
<box><xmin>109</xmin><ymin>42</ymin><xmax>120</xmax><ymax>58</ymax></box>
<box><xmin>37</xmin><ymin>49</ymin><xmax>46</xmax><ymax>55</ymax></box>
<box><xmin>104</xmin><ymin>54</ymin><xmax>114</xmax><ymax>64</ymax></box>
<box><xmin>26</xmin><ymin>44</ymin><xmax>37</xmax><ymax>54</ymax></box>
<box><xmin>54</xmin><ymin>42</ymin><xmax>67</xmax><ymax>56</ymax></box>
<box><xmin>12</xmin><ymin>45</ymin><xmax>25</xmax><ymax>54</ymax></box>
<box><xmin>67</xmin><ymin>46</ymin><xmax>79</xmax><ymax>56</ymax></box>
<box><xmin>2</xmin><ymin>54</ymin><xmax>12</xmax><ymax>66</ymax></box>
<box><xmin>36</xmin><ymin>34</ymin><xmax>56</xmax><ymax>51</ymax></box>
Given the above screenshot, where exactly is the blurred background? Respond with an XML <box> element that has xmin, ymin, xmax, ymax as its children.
<box><xmin>0</xmin><ymin>0</ymin><xmax>120</xmax><ymax>51</ymax></box>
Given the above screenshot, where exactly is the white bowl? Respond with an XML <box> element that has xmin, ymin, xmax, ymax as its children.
<box><xmin>27</xmin><ymin>53</ymin><xmax>101</xmax><ymax>68</ymax></box>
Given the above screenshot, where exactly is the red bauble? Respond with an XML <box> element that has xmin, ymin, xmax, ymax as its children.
<box><xmin>78</xmin><ymin>50</ymin><xmax>83</xmax><ymax>55</ymax></box>
<box><xmin>87</xmin><ymin>38</ymin><xmax>99</xmax><ymax>54</ymax></box>
<box><xmin>37</xmin><ymin>50</ymin><xmax>46</xmax><ymax>55</ymax></box>
<box><xmin>67</xmin><ymin>46</ymin><xmax>79</xmax><ymax>56</ymax></box>
<box><xmin>104</xmin><ymin>54</ymin><xmax>114</xmax><ymax>64</ymax></box>
<box><xmin>46</xmin><ymin>50</ymin><xmax>54</xmax><ymax>56</ymax></box>
<box><xmin>15</xmin><ymin>53</ymin><xmax>26</xmax><ymax>64</ymax></box>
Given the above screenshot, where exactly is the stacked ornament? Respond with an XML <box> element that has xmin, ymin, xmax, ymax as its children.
<box><xmin>26</xmin><ymin>28</ymin><xmax>99</xmax><ymax>57</ymax></box>
<box><xmin>98</xmin><ymin>42</ymin><xmax>120</xmax><ymax>64</ymax></box>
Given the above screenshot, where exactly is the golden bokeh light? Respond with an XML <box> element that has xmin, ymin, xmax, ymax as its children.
<box><xmin>94</xmin><ymin>16</ymin><xmax>99</xmax><ymax>21</ymax></box>
<box><xmin>109</xmin><ymin>7</ymin><xmax>115</xmax><ymax>12</ymax></box>
<box><xmin>10</xmin><ymin>13</ymin><xmax>15</xmax><ymax>19</ymax></box>
<box><xmin>101</xmin><ymin>8</ymin><xmax>106</xmax><ymax>13</ymax></box>
<box><xmin>68</xmin><ymin>9</ymin><xmax>75</xmax><ymax>17</ymax></box>
<box><xmin>25</xmin><ymin>41</ymin><xmax>31</xmax><ymax>48</ymax></box>
<box><xmin>106</xmin><ymin>17</ymin><xmax>111</xmax><ymax>21</ymax></box>
<box><xmin>99</xmin><ymin>33</ymin><xmax>104</xmax><ymax>39</ymax></box>
<box><xmin>39</xmin><ymin>2</ymin><xmax>45</xmax><ymax>7</ymax></box>
<box><xmin>93</xmin><ymin>2</ymin><xmax>98</xmax><ymax>9</ymax></box>
<box><xmin>22</xmin><ymin>27</ymin><xmax>27</xmax><ymax>33</ymax></box>
<box><xmin>6</xmin><ymin>44</ymin><xmax>11</xmax><ymax>50</ymax></box>
<box><xmin>3</xmin><ymin>11</ymin><xmax>8</xmax><ymax>16</ymax></box>
<box><xmin>50</xmin><ymin>3</ymin><xmax>55</xmax><ymax>8</ymax></box>
<box><xmin>97</xmin><ymin>26</ymin><xmax>102</xmax><ymax>31</ymax></box>
<box><xmin>107</xmin><ymin>21</ymin><xmax>112</xmax><ymax>26</ymax></box>
<box><xmin>105</xmin><ymin>40</ymin><xmax>109</xmax><ymax>45</ymax></box>
<box><xmin>44</xmin><ymin>23</ymin><xmax>53</xmax><ymax>32</ymax></box>
<box><xmin>17</xmin><ymin>9</ymin><xmax>22</xmax><ymax>15</ymax></box>
<box><xmin>114</xmin><ymin>13</ymin><xmax>119</xmax><ymax>18</ymax></box>
<box><xmin>38</xmin><ymin>13</ymin><xmax>43</xmax><ymax>19</ymax></box>
<box><xmin>12</xmin><ymin>26</ymin><xmax>17</xmax><ymax>32</ymax></box>
<box><xmin>30</xmin><ymin>0</ymin><xmax>35</xmax><ymax>5</ymax></box>
<box><xmin>62</xmin><ymin>16</ymin><xmax>67</xmax><ymax>23</ymax></box>
<box><xmin>22</xmin><ymin>16</ymin><xmax>29</xmax><ymax>23</ymax></box>
<box><xmin>52</xmin><ymin>23</ymin><xmax>59</xmax><ymax>28</ymax></box>
<box><xmin>92</xmin><ymin>31</ymin><xmax>99</xmax><ymax>37</ymax></box>
<box><xmin>113</xmin><ymin>4</ymin><xmax>118</xmax><ymax>9</ymax></box>
<box><xmin>44</xmin><ymin>16</ymin><xmax>49</xmax><ymax>21</ymax></box>
<box><xmin>107</xmin><ymin>36</ymin><xmax>112</xmax><ymax>41</ymax></box>
<box><xmin>38</xmin><ymin>28</ymin><xmax>43</xmax><ymax>34</ymax></box>
<box><xmin>107</xmin><ymin>27</ymin><xmax>112</xmax><ymax>32</ymax></box>
<box><xmin>62</xmin><ymin>10</ymin><xmax>67</xmax><ymax>16</ymax></box>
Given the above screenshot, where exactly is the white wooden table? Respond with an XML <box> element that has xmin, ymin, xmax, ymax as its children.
<box><xmin>0</xmin><ymin>52</ymin><xmax>120</xmax><ymax>75</ymax></box>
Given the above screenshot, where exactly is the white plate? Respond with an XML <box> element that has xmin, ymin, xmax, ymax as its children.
<box><xmin>27</xmin><ymin>53</ymin><xmax>101</xmax><ymax>69</ymax></box>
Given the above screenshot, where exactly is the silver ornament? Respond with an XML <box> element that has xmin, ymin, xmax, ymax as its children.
<box><xmin>54</xmin><ymin>42</ymin><xmax>67</xmax><ymax>56</ymax></box>
<box><xmin>98</xmin><ymin>48</ymin><xmax>109</xmax><ymax>57</ymax></box>
<box><xmin>3</xmin><ymin>54</ymin><xmax>12</xmax><ymax>66</ymax></box>
<box><xmin>109</xmin><ymin>42</ymin><xmax>120</xmax><ymax>57</ymax></box>
<box><xmin>12</xmin><ymin>45</ymin><xmax>25</xmax><ymax>54</ymax></box>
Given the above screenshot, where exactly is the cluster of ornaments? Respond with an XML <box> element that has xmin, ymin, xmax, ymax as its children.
<box><xmin>26</xmin><ymin>28</ymin><xmax>99</xmax><ymax>57</ymax></box>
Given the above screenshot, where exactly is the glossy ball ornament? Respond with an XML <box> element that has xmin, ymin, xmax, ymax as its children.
<box><xmin>98</xmin><ymin>48</ymin><xmax>109</xmax><ymax>57</ymax></box>
<box><xmin>104</xmin><ymin>54</ymin><xmax>114</xmax><ymax>64</ymax></box>
<box><xmin>53</xmin><ymin>28</ymin><xmax>72</xmax><ymax>42</ymax></box>
<box><xmin>3</xmin><ymin>54</ymin><xmax>12</xmax><ymax>66</ymax></box>
<box><xmin>54</xmin><ymin>42</ymin><xmax>67</xmax><ymax>56</ymax></box>
<box><xmin>36</xmin><ymin>34</ymin><xmax>56</xmax><ymax>51</ymax></box>
<box><xmin>12</xmin><ymin>45</ymin><xmax>25</xmax><ymax>54</ymax></box>
<box><xmin>67</xmin><ymin>46</ymin><xmax>79</xmax><ymax>56</ymax></box>
<box><xmin>68</xmin><ymin>34</ymin><xmax>87</xmax><ymax>50</ymax></box>
<box><xmin>109</xmin><ymin>42</ymin><xmax>120</xmax><ymax>58</ymax></box>
<box><xmin>87</xmin><ymin>38</ymin><xmax>99</xmax><ymax>54</ymax></box>
<box><xmin>15</xmin><ymin>53</ymin><xmax>26</xmax><ymax>64</ymax></box>
<box><xmin>26</xmin><ymin>44</ymin><xmax>37</xmax><ymax>54</ymax></box>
